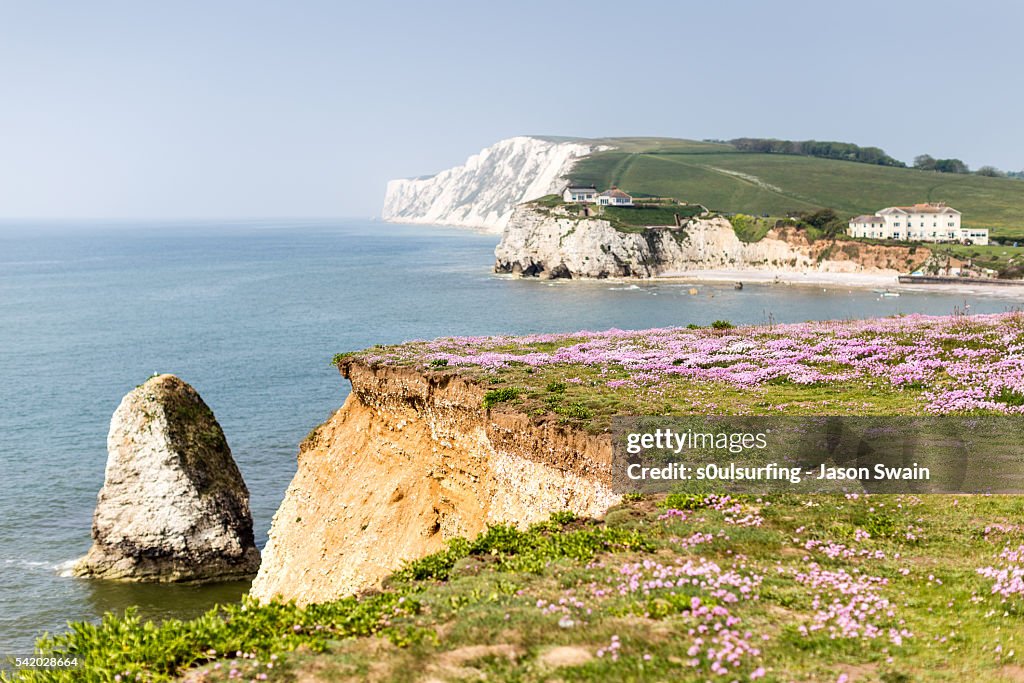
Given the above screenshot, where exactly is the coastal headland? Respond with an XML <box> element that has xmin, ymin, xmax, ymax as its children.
<box><xmin>24</xmin><ymin>312</ymin><xmax>1024</xmax><ymax>681</ymax></box>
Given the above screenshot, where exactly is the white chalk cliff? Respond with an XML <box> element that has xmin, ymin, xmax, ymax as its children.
<box><xmin>382</xmin><ymin>136</ymin><xmax>606</xmax><ymax>233</ymax></box>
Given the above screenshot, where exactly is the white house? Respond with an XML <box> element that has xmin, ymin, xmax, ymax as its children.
<box><xmin>847</xmin><ymin>203</ymin><xmax>988</xmax><ymax>245</ymax></box>
<box><xmin>597</xmin><ymin>187</ymin><xmax>634</xmax><ymax>206</ymax></box>
<box><xmin>562</xmin><ymin>185</ymin><xmax>598</xmax><ymax>203</ymax></box>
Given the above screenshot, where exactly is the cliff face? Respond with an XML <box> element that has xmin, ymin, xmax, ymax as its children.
<box><xmin>381</xmin><ymin>136</ymin><xmax>606</xmax><ymax>233</ymax></box>
<box><xmin>249</xmin><ymin>361</ymin><xmax>618</xmax><ymax>605</ymax></box>
<box><xmin>494</xmin><ymin>205</ymin><xmax>930</xmax><ymax>279</ymax></box>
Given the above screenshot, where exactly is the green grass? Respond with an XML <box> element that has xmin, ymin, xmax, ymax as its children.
<box><xmin>532</xmin><ymin>194</ymin><xmax>569</xmax><ymax>209</ymax></box>
<box><xmin>729</xmin><ymin>213</ymin><xmax>775</xmax><ymax>243</ymax></box>
<box><xmin>926</xmin><ymin>243</ymin><xmax>1024</xmax><ymax>277</ymax></box>
<box><xmin>5</xmin><ymin>593</ymin><xmax>419</xmax><ymax>682</ymax></box>
<box><xmin>391</xmin><ymin>514</ymin><xmax>653</xmax><ymax>582</ymax></box>
<box><xmin>18</xmin><ymin>494</ymin><xmax>1024</xmax><ymax>681</ymax></box>
<box><xmin>598</xmin><ymin>203</ymin><xmax>704</xmax><ymax>232</ymax></box>
<box><xmin>482</xmin><ymin>387</ymin><xmax>521</xmax><ymax>409</ymax></box>
<box><xmin>450</xmin><ymin>359</ymin><xmax>926</xmax><ymax>433</ymax></box>
<box><xmin>567</xmin><ymin>138</ymin><xmax>1024</xmax><ymax>236</ymax></box>
<box><xmin>525</xmin><ymin>195</ymin><xmax>705</xmax><ymax>234</ymax></box>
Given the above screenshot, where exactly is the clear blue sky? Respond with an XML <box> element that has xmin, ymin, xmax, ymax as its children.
<box><xmin>1</xmin><ymin>0</ymin><xmax>1020</xmax><ymax>219</ymax></box>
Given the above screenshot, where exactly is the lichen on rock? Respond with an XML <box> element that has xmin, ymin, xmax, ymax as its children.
<box><xmin>73</xmin><ymin>374</ymin><xmax>260</xmax><ymax>582</ymax></box>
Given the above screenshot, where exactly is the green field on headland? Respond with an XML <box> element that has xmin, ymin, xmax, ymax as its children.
<box><xmin>566</xmin><ymin>138</ymin><xmax>1024</xmax><ymax>237</ymax></box>
<box><xmin>531</xmin><ymin>194</ymin><xmax>706</xmax><ymax>233</ymax></box>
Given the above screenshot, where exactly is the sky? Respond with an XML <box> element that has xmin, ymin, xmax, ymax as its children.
<box><xmin>0</xmin><ymin>0</ymin><xmax>1021</xmax><ymax>219</ymax></box>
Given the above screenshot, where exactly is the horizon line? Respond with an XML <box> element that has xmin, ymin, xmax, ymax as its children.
<box><xmin>0</xmin><ymin>215</ymin><xmax>382</xmax><ymax>223</ymax></box>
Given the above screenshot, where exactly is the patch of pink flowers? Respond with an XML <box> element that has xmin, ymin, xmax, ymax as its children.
<box><xmin>657</xmin><ymin>508</ymin><xmax>690</xmax><ymax>522</ymax></box>
<box><xmin>673</xmin><ymin>531</ymin><xmax>722</xmax><ymax>549</ymax></box>
<box><xmin>703</xmin><ymin>494</ymin><xmax>766</xmax><ymax>527</ymax></box>
<box><xmin>977</xmin><ymin>545</ymin><xmax>1024</xmax><ymax>600</ymax></box>
<box><xmin>794</xmin><ymin>563</ymin><xmax>911</xmax><ymax>645</ymax></box>
<box><xmin>803</xmin><ymin>538</ymin><xmax>886</xmax><ymax>561</ymax></box>
<box><xmin>603</xmin><ymin>558</ymin><xmax>765</xmax><ymax>674</ymax></box>
<box><xmin>359</xmin><ymin>313</ymin><xmax>1024</xmax><ymax>414</ymax></box>
<box><xmin>596</xmin><ymin>634</ymin><xmax>622</xmax><ymax>661</ymax></box>
<box><xmin>983</xmin><ymin>523</ymin><xmax>1023</xmax><ymax>537</ymax></box>
<box><xmin>535</xmin><ymin>591</ymin><xmax>592</xmax><ymax>628</ymax></box>
<box><xmin>611</xmin><ymin>557</ymin><xmax>761</xmax><ymax>602</ymax></box>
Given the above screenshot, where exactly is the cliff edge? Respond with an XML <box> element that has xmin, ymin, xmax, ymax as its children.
<box><xmin>249</xmin><ymin>359</ymin><xmax>618</xmax><ymax>604</ymax></box>
<box><xmin>494</xmin><ymin>204</ymin><xmax>930</xmax><ymax>279</ymax></box>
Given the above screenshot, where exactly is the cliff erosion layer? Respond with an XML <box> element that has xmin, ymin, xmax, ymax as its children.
<box><xmin>494</xmin><ymin>205</ymin><xmax>930</xmax><ymax>279</ymax></box>
<box><xmin>382</xmin><ymin>136</ymin><xmax>606</xmax><ymax>233</ymax></box>
<box><xmin>249</xmin><ymin>360</ymin><xmax>618</xmax><ymax>605</ymax></box>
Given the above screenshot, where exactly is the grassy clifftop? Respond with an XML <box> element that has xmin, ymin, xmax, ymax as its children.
<box><xmin>566</xmin><ymin>138</ymin><xmax>1024</xmax><ymax>236</ymax></box>
<box><xmin>529</xmin><ymin>194</ymin><xmax>706</xmax><ymax>233</ymax></box>
<box><xmin>16</xmin><ymin>494</ymin><xmax>1024</xmax><ymax>681</ymax></box>
<box><xmin>346</xmin><ymin>312</ymin><xmax>1024</xmax><ymax>431</ymax></box>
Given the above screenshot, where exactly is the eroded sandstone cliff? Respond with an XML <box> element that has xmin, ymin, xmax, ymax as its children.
<box><xmin>249</xmin><ymin>361</ymin><xmax>618</xmax><ymax>605</ymax></box>
<box><xmin>494</xmin><ymin>205</ymin><xmax>930</xmax><ymax>279</ymax></box>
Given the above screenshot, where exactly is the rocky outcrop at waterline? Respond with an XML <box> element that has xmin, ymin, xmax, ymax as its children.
<box><xmin>73</xmin><ymin>374</ymin><xmax>260</xmax><ymax>582</ymax></box>
<box><xmin>494</xmin><ymin>204</ymin><xmax>930</xmax><ymax>279</ymax></box>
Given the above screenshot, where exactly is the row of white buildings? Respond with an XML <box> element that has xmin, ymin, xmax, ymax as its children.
<box><xmin>562</xmin><ymin>185</ymin><xmax>990</xmax><ymax>246</ymax></box>
<box><xmin>848</xmin><ymin>203</ymin><xmax>989</xmax><ymax>245</ymax></box>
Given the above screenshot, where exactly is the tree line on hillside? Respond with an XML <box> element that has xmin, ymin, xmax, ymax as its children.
<box><xmin>913</xmin><ymin>154</ymin><xmax>1021</xmax><ymax>179</ymax></box>
<box><xmin>728</xmin><ymin>138</ymin><xmax>905</xmax><ymax>167</ymax></box>
<box><xmin>724</xmin><ymin>138</ymin><xmax>1022</xmax><ymax>179</ymax></box>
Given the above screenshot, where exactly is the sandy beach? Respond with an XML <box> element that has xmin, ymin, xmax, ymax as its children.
<box><xmin>653</xmin><ymin>269</ymin><xmax>1024</xmax><ymax>299</ymax></box>
<box><xmin>656</xmin><ymin>268</ymin><xmax>898</xmax><ymax>288</ymax></box>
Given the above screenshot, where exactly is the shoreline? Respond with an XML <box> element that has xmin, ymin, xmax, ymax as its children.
<box><xmin>662</xmin><ymin>269</ymin><xmax>1024</xmax><ymax>298</ymax></box>
<box><xmin>496</xmin><ymin>268</ymin><xmax>1024</xmax><ymax>299</ymax></box>
<box><xmin>651</xmin><ymin>268</ymin><xmax>898</xmax><ymax>288</ymax></box>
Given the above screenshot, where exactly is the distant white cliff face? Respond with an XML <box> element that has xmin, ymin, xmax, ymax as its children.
<box><xmin>382</xmin><ymin>136</ymin><xmax>605</xmax><ymax>233</ymax></box>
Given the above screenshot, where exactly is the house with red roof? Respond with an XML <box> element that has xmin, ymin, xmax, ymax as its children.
<box><xmin>596</xmin><ymin>187</ymin><xmax>634</xmax><ymax>207</ymax></box>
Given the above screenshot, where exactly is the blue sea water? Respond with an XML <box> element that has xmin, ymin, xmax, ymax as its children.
<box><xmin>1</xmin><ymin>218</ymin><xmax>1021</xmax><ymax>654</ymax></box>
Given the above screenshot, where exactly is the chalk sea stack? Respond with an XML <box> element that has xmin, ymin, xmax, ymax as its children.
<box><xmin>73</xmin><ymin>374</ymin><xmax>260</xmax><ymax>582</ymax></box>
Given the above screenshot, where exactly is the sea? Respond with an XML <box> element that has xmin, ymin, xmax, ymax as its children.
<box><xmin>1</xmin><ymin>218</ymin><xmax>1021</xmax><ymax>655</ymax></box>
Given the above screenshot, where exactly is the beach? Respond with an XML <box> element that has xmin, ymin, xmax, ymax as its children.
<box><xmin>654</xmin><ymin>268</ymin><xmax>1024</xmax><ymax>299</ymax></box>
